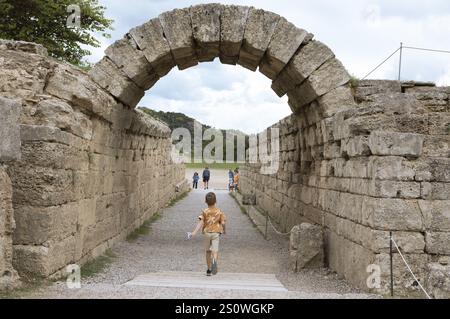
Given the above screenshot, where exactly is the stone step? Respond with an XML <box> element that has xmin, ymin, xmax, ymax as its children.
<box><xmin>124</xmin><ymin>271</ymin><xmax>288</xmax><ymax>292</ymax></box>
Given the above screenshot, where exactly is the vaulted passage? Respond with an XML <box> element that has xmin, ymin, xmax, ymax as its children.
<box><xmin>0</xmin><ymin>4</ymin><xmax>449</xmax><ymax>297</ymax></box>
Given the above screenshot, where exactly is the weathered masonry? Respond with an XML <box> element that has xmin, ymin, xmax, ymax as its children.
<box><xmin>0</xmin><ymin>41</ymin><xmax>186</xmax><ymax>282</ymax></box>
<box><xmin>0</xmin><ymin>4</ymin><xmax>449</xmax><ymax>297</ymax></box>
<box><xmin>241</xmin><ymin>80</ymin><xmax>450</xmax><ymax>297</ymax></box>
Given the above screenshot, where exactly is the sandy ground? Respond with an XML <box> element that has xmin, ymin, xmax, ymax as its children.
<box><xmin>19</xmin><ymin>191</ymin><xmax>378</xmax><ymax>299</ymax></box>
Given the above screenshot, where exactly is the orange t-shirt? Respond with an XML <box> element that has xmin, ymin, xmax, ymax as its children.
<box><xmin>233</xmin><ymin>174</ymin><xmax>239</xmax><ymax>183</ymax></box>
<box><xmin>198</xmin><ymin>207</ymin><xmax>226</xmax><ymax>233</ymax></box>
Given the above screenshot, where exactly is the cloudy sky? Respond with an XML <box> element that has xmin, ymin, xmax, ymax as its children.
<box><xmin>86</xmin><ymin>0</ymin><xmax>450</xmax><ymax>133</ymax></box>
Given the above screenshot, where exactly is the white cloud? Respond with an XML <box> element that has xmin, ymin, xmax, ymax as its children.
<box><xmin>141</xmin><ymin>61</ymin><xmax>290</xmax><ymax>134</ymax></box>
<box><xmin>90</xmin><ymin>0</ymin><xmax>450</xmax><ymax>133</ymax></box>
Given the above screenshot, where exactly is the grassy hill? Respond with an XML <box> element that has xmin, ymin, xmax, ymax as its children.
<box><xmin>139</xmin><ymin>107</ymin><xmax>248</xmax><ymax>163</ymax></box>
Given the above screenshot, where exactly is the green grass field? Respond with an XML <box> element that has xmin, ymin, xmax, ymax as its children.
<box><xmin>184</xmin><ymin>162</ymin><xmax>243</xmax><ymax>170</ymax></box>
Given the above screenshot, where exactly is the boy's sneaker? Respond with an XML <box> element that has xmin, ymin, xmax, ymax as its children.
<box><xmin>206</xmin><ymin>269</ymin><xmax>212</xmax><ymax>276</ymax></box>
<box><xmin>211</xmin><ymin>259</ymin><xmax>218</xmax><ymax>275</ymax></box>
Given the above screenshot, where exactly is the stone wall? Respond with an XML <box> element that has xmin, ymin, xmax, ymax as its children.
<box><xmin>241</xmin><ymin>80</ymin><xmax>450</xmax><ymax>297</ymax></box>
<box><xmin>0</xmin><ymin>41</ymin><xmax>186</xmax><ymax>279</ymax></box>
<box><xmin>0</xmin><ymin>95</ymin><xmax>21</xmax><ymax>289</ymax></box>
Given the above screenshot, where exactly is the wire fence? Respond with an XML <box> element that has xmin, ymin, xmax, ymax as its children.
<box><xmin>362</xmin><ymin>43</ymin><xmax>450</xmax><ymax>81</ymax></box>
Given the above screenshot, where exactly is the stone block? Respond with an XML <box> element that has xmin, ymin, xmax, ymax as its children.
<box><xmin>259</xmin><ymin>18</ymin><xmax>307</xmax><ymax>79</ymax></box>
<box><xmin>159</xmin><ymin>8</ymin><xmax>198</xmax><ymax>70</ymax></box>
<box><xmin>242</xmin><ymin>193</ymin><xmax>256</xmax><ymax>205</ymax></box>
<box><xmin>324</xmin><ymin>230</ymin><xmax>376</xmax><ymax>291</ymax></box>
<box><xmin>105</xmin><ymin>36</ymin><xmax>159</xmax><ymax>90</ymax></box>
<box><xmin>354</xmin><ymin>80</ymin><xmax>402</xmax><ymax>104</ymax></box>
<box><xmin>272</xmin><ymin>40</ymin><xmax>334</xmax><ymax>96</ymax></box>
<box><xmin>129</xmin><ymin>18</ymin><xmax>176</xmax><ymax>77</ymax></box>
<box><xmin>369</xmin><ymin>180</ymin><xmax>421</xmax><ymax>199</ymax></box>
<box><xmin>287</xmin><ymin>58</ymin><xmax>350</xmax><ymax>111</ymax></box>
<box><xmin>426</xmin><ymin>231</ymin><xmax>450</xmax><ymax>254</ymax></box>
<box><xmin>340</xmin><ymin>136</ymin><xmax>370</xmax><ymax>157</ymax></box>
<box><xmin>0</xmin><ymin>97</ymin><xmax>21</xmax><ymax>162</ymax></box>
<box><xmin>374</xmin><ymin>252</ymin><xmax>429</xmax><ymax>296</ymax></box>
<box><xmin>368</xmin><ymin>156</ymin><xmax>415</xmax><ymax>181</ymax></box>
<box><xmin>35</xmin><ymin>99</ymin><xmax>93</xmax><ymax>140</ymax></box>
<box><xmin>422</xmin><ymin>135</ymin><xmax>450</xmax><ymax>157</ymax></box>
<box><xmin>317</xmin><ymin>85</ymin><xmax>356</xmax><ymax>118</ymax></box>
<box><xmin>20</xmin><ymin>141</ymin><xmax>89</xmax><ymax>172</ymax></box>
<box><xmin>362</xmin><ymin>197</ymin><xmax>423</xmax><ymax>231</ymax></box>
<box><xmin>420</xmin><ymin>200</ymin><xmax>450</xmax><ymax>231</ymax></box>
<box><xmin>368</xmin><ymin>131</ymin><xmax>424</xmax><ymax>157</ymax></box>
<box><xmin>289</xmin><ymin>223</ymin><xmax>324</xmax><ymax>271</ymax></box>
<box><xmin>13</xmin><ymin>204</ymin><xmax>78</xmax><ymax>245</ymax></box>
<box><xmin>89</xmin><ymin>57</ymin><xmax>145</xmax><ymax>108</ymax></box>
<box><xmin>219</xmin><ymin>5</ymin><xmax>250</xmax><ymax>64</ymax></box>
<box><xmin>13</xmin><ymin>235</ymin><xmax>76</xmax><ymax>277</ymax></box>
<box><xmin>190</xmin><ymin>3</ymin><xmax>222</xmax><ymax>62</ymax></box>
<box><xmin>8</xmin><ymin>164</ymin><xmax>75</xmax><ymax>207</ymax></box>
<box><xmin>422</xmin><ymin>183</ymin><xmax>450</xmax><ymax>200</ymax></box>
<box><xmin>0</xmin><ymin>46</ymin><xmax>53</xmax><ymax>101</ymax></box>
<box><xmin>0</xmin><ymin>39</ymin><xmax>47</xmax><ymax>56</ymax></box>
<box><xmin>46</xmin><ymin>63</ymin><xmax>116</xmax><ymax>122</ymax></box>
<box><xmin>369</xmin><ymin>230</ymin><xmax>425</xmax><ymax>254</ymax></box>
<box><xmin>237</xmin><ymin>8</ymin><xmax>280</xmax><ymax>71</ymax></box>
<box><xmin>20</xmin><ymin>125</ymin><xmax>74</xmax><ymax>146</ymax></box>
<box><xmin>426</xmin><ymin>262</ymin><xmax>450</xmax><ymax>299</ymax></box>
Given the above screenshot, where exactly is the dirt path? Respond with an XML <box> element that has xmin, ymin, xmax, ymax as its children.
<box><xmin>22</xmin><ymin>190</ymin><xmax>376</xmax><ymax>299</ymax></box>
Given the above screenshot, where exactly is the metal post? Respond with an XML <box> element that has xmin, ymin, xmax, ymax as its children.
<box><xmin>398</xmin><ymin>42</ymin><xmax>403</xmax><ymax>81</ymax></box>
<box><xmin>265</xmin><ymin>213</ymin><xmax>269</xmax><ymax>240</ymax></box>
<box><xmin>390</xmin><ymin>231</ymin><xmax>394</xmax><ymax>297</ymax></box>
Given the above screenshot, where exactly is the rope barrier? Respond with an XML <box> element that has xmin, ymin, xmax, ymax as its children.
<box><xmin>390</xmin><ymin>236</ymin><xmax>432</xmax><ymax>299</ymax></box>
<box><xmin>266</xmin><ymin>215</ymin><xmax>292</xmax><ymax>236</ymax></box>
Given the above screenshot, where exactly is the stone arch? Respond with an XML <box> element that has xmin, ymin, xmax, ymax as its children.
<box><xmin>2</xmin><ymin>4</ymin><xmax>448</xmax><ymax>298</ymax></box>
<box><xmin>88</xmin><ymin>3</ymin><xmax>354</xmax><ymax>120</ymax></box>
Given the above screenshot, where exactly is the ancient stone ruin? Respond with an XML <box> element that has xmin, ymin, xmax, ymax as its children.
<box><xmin>0</xmin><ymin>4</ymin><xmax>449</xmax><ymax>297</ymax></box>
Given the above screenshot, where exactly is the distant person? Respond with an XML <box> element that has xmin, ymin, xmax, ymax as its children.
<box><xmin>202</xmin><ymin>167</ymin><xmax>210</xmax><ymax>190</ymax></box>
<box><xmin>192</xmin><ymin>172</ymin><xmax>199</xmax><ymax>189</ymax></box>
<box><xmin>233</xmin><ymin>169</ymin><xmax>239</xmax><ymax>192</ymax></box>
<box><xmin>228</xmin><ymin>169</ymin><xmax>234</xmax><ymax>191</ymax></box>
<box><xmin>186</xmin><ymin>192</ymin><xmax>227</xmax><ymax>276</ymax></box>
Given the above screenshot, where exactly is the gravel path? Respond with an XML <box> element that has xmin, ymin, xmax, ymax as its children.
<box><xmin>23</xmin><ymin>190</ymin><xmax>378</xmax><ymax>299</ymax></box>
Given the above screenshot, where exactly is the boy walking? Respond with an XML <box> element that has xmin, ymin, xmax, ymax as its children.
<box><xmin>187</xmin><ymin>192</ymin><xmax>226</xmax><ymax>276</ymax></box>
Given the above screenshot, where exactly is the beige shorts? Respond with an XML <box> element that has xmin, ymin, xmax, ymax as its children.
<box><xmin>204</xmin><ymin>232</ymin><xmax>220</xmax><ymax>252</ymax></box>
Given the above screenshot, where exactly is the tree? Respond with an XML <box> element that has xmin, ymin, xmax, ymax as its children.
<box><xmin>0</xmin><ymin>0</ymin><xmax>113</xmax><ymax>67</ymax></box>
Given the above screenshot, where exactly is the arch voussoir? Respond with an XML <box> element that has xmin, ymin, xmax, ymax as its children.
<box><xmin>128</xmin><ymin>18</ymin><xmax>176</xmax><ymax>77</ymax></box>
<box><xmin>237</xmin><ymin>8</ymin><xmax>280</xmax><ymax>71</ymax></box>
<box><xmin>105</xmin><ymin>36</ymin><xmax>159</xmax><ymax>90</ymax></box>
<box><xmin>272</xmin><ymin>40</ymin><xmax>335</xmax><ymax>97</ymax></box>
<box><xmin>219</xmin><ymin>5</ymin><xmax>250</xmax><ymax>65</ymax></box>
<box><xmin>159</xmin><ymin>8</ymin><xmax>199</xmax><ymax>70</ymax></box>
<box><xmin>190</xmin><ymin>3</ymin><xmax>222</xmax><ymax>62</ymax></box>
<box><xmin>287</xmin><ymin>58</ymin><xmax>351</xmax><ymax>112</ymax></box>
<box><xmin>89</xmin><ymin>57</ymin><xmax>144</xmax><ymax>108</ymax></box>
<box><xmin>259</xmin><ymin>18</ymin><xmax>308</xmax><ymax>80</ymax></box>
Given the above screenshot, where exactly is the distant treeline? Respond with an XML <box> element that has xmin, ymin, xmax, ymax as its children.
<box><xmin>139</xmin><ymin>107</ymin><xmax>249</xmax><ymax>162</ymax></box>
